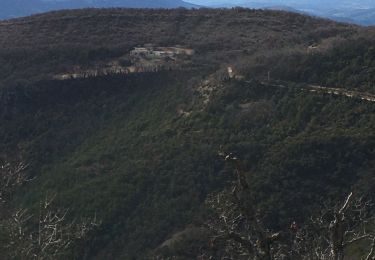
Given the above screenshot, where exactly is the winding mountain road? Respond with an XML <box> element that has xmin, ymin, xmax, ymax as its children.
<box><xmin>305</xmin><ymin>85</ymin><xmax>375</xmax><ymax>102</ymax></box>
<box><xmin>258</xmin><ymin>81</ymin><xmax>375</xmax><ymax>103</ymax></box>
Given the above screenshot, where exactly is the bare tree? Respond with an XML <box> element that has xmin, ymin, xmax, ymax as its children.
<box><xmin>294</xmin><ymin>192</ymin><xmax>375</xmax><ymax>260</ymax></box>
<box><xmin>204</xmin><ymin>153</ymin><xmax>375</xmax><ymax>260</ymax></box>
<box><xmin>0</xmin><ymin>160</ymin><xmax>29</xmax><ymax>205</ymax></box>
<box><xmin>204</xmin><ymin>153</ymin><xmax>283</xmax><ymax>260</ymax></box>
<box><xmin>0</xmin><ymin>159</ymin><xmax>101</xmax><ymax>259</ymax></box>
<box><xmin>5</xmin><ymin>194</ymin><xmax>101</xmax><ymax>259</ymax></box>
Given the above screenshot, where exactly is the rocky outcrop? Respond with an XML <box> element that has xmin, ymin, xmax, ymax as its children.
<box><xmin>54</xmin><ymin>46</ymin><xmax>194</xmax><ymax>80</ymax></box>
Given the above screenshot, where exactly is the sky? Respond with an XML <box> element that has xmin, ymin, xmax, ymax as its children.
<box><xmin>185</xmin><ymin>0</ymin><xmax>375</xmax><ymax>26</ymax></box>
<box><xmin>187</xmin><ymin>0</ymin><xmax>375</xmax><ymax>8</ymax></box>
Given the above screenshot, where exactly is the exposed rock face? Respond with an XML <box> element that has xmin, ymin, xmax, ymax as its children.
<box><xmin>54</xmin><ymin>46</ymin><xmax>194</xmax><ymax>80</ymax></box>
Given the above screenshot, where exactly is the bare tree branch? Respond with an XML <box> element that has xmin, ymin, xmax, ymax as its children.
<box><xmin>203</xmin><ymin>152</ymin><xmax>375</xmax><ymax>260</ymax></box>
<box><xmin>365</xmin><ymin>237</ymin><xmax>375</xmax><ymax>260</ymax></box>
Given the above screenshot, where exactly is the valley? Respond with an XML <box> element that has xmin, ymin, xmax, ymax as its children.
<box><xmin>0</xmin><ymin>8</ymin><xmax>374</xmax><ymax>259</ymax></box>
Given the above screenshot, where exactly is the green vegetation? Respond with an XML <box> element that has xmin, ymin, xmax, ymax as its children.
<box><xmin>241</xmin><ymin>34</ymin><xmax>375</xmax><ymax>93</ymax></box>
<box><xmin>0</xmin><ymin>8</ymin><xmax>374</xmax><ymax>259</ymax></box>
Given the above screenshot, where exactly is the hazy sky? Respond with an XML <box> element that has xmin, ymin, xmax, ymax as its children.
<box><xmin>187</xmin><ymin>0</ymin><xmax>375</xmax><ymax>8</ymax></box>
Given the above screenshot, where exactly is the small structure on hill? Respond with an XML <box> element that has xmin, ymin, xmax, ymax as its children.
<box><xmin>307</xmin><ymin>44</ymin><xmax>319</xmax><ymax>54</ymax></box>
<box><xmin>227</xmin><ymin>66</ymin><xmax>244</xmax><ymax>80</ymax></box>
<box><xmin>130</xmin><ymin>46</ymin><xmax>194</xmax><ymax>60</ymax></box>
<box><xmin>227</xmin><ymin>66</ymin><xmax>235</xmax><ymax>78</ymax></box>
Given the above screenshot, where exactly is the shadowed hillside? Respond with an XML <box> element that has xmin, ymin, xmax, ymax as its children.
<box><xmin>0</xmin><ymin>8</ymin><xmax>357</xmax><ymax>84</ymax></box>
<box><xmin>0</xmin><ymin>8</ymin><xmax>375</xmax><ymax>259</ymax></box>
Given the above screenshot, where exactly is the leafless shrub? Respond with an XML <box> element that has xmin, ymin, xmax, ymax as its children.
<box><xmin>0</xmin><ymin>159</ymin><xmax>101</xmax><ymax>259</ymax></box>
<box><xmin>0</xmin><ymin>160</ymin><xmax>29</xmax><ymax>204</ymax></box>
<box><xmin>5</xmin><ymin>194</ymin><xmax>101</xmax><ymax>259</ymax></box>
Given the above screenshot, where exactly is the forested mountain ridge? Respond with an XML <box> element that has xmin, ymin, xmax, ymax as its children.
<box><xmin>0</xmin><ymin>0</ymin><xmax>198</xmax><ymax>20</ymax></box>
<box><xmin>0</xmin><ymin>8</ymin><xmax>374</xmax><ymax>259</ymax></box>
<box><xmin>0</xmin><ymin>8</ymin><xmax>360</xmax><ymax>89</ymax></box>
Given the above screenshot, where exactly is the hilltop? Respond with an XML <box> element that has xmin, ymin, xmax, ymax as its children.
<box><xmin>0</xmin><ymin>8</ymin><xmax>360</xmax><ymax>86</ymax></box>
<box><xmin>0</xmin><ymin>0</ymin><xmax>198</xmax><ymax>20</ymax></box>
<box><xmin>0</xmin><ymin>8</ymin><xmax>375</xmax><ymax>259</ymax></box>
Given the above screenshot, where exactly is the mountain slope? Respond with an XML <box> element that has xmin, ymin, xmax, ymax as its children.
<box><xmin>0</xmin><ymin>8</ymin><xmax>375</xmax><ymax>259</ymax></box>
<box><xmin>0</xmin><ymin>8</ymin><xmax>356</xmax><ymax>85</ymax></box>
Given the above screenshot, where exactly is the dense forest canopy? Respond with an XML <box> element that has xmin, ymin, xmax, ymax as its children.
<box><xmin>0</xmin><ymin>8</ymin><xmax>374</xmax><ymax>259</ymax></box>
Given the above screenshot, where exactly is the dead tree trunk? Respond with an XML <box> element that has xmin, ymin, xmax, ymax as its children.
<box><xmin>329</xmin><ymin>193</ymin><xmax>351</xmax><ymax>260</ymax></box>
